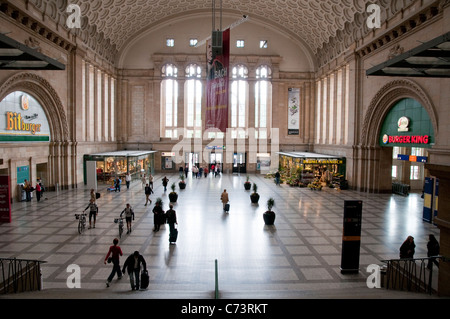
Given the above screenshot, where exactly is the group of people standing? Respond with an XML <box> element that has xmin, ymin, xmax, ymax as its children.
<box><xmin>22</xmin><ymin>179</ymin><xmax>45</xmax><ymax>202</ymax></box>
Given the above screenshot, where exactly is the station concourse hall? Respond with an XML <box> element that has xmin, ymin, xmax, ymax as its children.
<box><xmin>1</xmin><ymin>0</ymin><xmax>450</xmax><ymax>303</ymax></box>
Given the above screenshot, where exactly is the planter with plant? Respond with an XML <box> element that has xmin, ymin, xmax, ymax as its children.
<box><xmin>244</xmin><ymin>175</ymin><xmax>251</xmax><ymax>190</ymax></box>
<box><xmin>263</xmin><ymin>197</ymin><xmax>276</xmax><ymax>225</ymax></box>
<box><xmin>179</xmin><ymin>174</ymin><xmax>186</xmax><ymax>189</ymax></box>
<box><xmin>169</xmin><ymin>183</ymin><xmax>178</xmax><ymax>203</ymax></box>
<box><xmin>250</xmin><ymin>183</ymin><xmax>260</xmax><ymax>204</ymax></box>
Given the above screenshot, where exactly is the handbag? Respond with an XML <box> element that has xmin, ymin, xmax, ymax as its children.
<box><xmin>107</xmin><ymin>257</ymin><xmax>112</xmax><ymax>263</ymax></box>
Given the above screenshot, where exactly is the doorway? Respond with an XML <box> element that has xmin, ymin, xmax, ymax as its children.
<box><xmin>233</xmin><ymin>153</ymin><xmax>246</xmax><ymax>174</ymax></box>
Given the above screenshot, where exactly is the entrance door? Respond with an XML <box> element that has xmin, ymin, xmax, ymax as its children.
<box><xmin>233</xmin><ymin>153</ymin><xmax>246</xmax><ymax>174</ymax></box>
<box><xmin>185</xmin><ymin>153</ymin><xmax>200</xmax><ymax>172</ymax></box>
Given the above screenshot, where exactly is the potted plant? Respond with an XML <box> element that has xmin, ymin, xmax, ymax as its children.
<box><xmin>244</xmin><ymin>175</ymin><xmax>251</xmax><ymax>190</ymax></box>
<box><xmin>250</xmin><ymin>183</ymin><xmax>260</xmax><ymax>204</ymax></box>
<box><xmin>168</xmin><ymin>183</ymin><xmax>178</xmax><ymax>203</ymax></box>
<box><xmin>263</xmin><ymin>197</ymin><xmax>276</xmax><ymax>225</ymax></box>
<box><xmin>178</xmin><ymin>173</ymin><xmax>186</xmax><ymax>189</ymax></box>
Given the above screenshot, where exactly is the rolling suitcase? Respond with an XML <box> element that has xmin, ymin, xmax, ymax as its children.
<box><xmin>169</xmin><ymin>228</ymin><xmax>178</xmax><ymax>243</ymax></box>
<box><xmin>140</xmin><ymin>270</ymin><xmax>149</xmax><ymax>289</ymax></box>
<box><xmin>224</xmin><ymin>203</ymin><xmax>230</xmax><ymax>212</ymax></box>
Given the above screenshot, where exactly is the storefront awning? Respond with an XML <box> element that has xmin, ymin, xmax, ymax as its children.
<box><xmin>277</xmin><ymin>152</ymin><xmax>341</xmax><ymax>159</ymax></box>
<box><xmin>366</xmin><ymin>31</ymin><xmax>450</xmax><ymax>78</ymax></box>
<box><xmin>0</xmin><ymin>33</ymin><xmax>65</xmax><ymax>70</ymax></box>
<box><xmin>89</xmin><ymin>150</ymin><xmax>157</xmax><ymax>157</ymax></box>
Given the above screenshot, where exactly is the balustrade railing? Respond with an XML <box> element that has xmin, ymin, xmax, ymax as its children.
<box><xmin>0</xmin><ymin>258</ymin><xmax>47</xmax><ymax>294</ymax></box>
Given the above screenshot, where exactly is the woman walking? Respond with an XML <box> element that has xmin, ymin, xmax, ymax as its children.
<box><xmin>104</xmin><ymin>238</ymin><xmax>123</xmax><ymax>287</ymax></box>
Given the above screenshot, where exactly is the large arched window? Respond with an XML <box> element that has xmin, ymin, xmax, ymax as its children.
<box><xmin>185</xmin><ymin>64</ymin><xmax>202</xmax><ymax>138</ymax></box>
<box><xmin>161</xmin><ymin>64</ymin><xmax>178</xmax><ymax>138</ymax></box>
<box><xmin>231</xmin><ymin>64</ymin><xmax>248</xmax><ymax>138</ymax></box>
<box><xmin>255</xmin><ymin>65</ymin><xmax>272</xmax><ymax>139</ymax></box>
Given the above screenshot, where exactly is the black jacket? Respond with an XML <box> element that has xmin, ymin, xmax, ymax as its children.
<box><xmin>122</xmin><ymin>253</ymin><xmax>146</xmax><ymax>274</ymax></box>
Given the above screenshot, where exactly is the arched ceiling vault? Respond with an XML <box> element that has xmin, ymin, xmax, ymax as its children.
<box><xmin>38</xmin><ymin>0</ymin><xmax>374</xmax><ymax>56</ymax></box>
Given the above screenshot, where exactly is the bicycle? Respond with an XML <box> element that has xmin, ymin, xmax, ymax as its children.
<box><xmin>114</xmin><ymin>217</ymin><xmax>124</xmax><ymax>238</ymax></box>
<box><xmin>75</xmin><ymin>213</ymin><xmax>87</xmax><ymax>234</ymax></box>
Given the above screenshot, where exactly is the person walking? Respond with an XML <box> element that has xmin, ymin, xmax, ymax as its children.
<box><xmin>162</xmin><ymin>176</ymin><xmax>169</xmax><ymax>192</ymax></box>
<box><xmin>115</xmin><ymin>176</ymin><xmax>121</xmax><ymax>192</ymax></box>
<box><xmin>152</xmin><ymin>199</ymin><xmax>164</xmax><ymax>232</ymax></box>
<box><xmin>104</xmin><ymin>238</ymin><xmax>123</xmax><ymax>287</ymax></box>
<box><xmin>122</xmin><ymin>251</ymin><xmax>147</xmax><ymax>291</ymax></box>
<box><xmin>275</xmin><ymin>171</ymin><xmax>281</xmax><ymax>186</ymax></box>
<box><xmin>120</xmin><ymin>203</ymin><xmax>135</xmax><ymax>234</ymax></box>
<box><xmin>221</xmin><ymin>189</ymin><xmax>229</xmax><ymax>212</ymax></box>
<box><xmin>125</xmin><ymin>172</ymin><xmax>132</xmax><ymax>190</ymax></box>
<box><xmin>83</xmin><ymin>199</ymin><xmax>98</xmax><ymax>229</ymax></box>
<box><xmin>144</xmin><ymin>183</ymin><xmax>153</xmax><ymax>206</ymax></box>
<box><xmin>166</xmin><ymin>204</ymin><xmax>178</xmax><ymax>244</ymax></box>
<box><xmin>148</xmin><ymin>173</ymin><xmax>154</xmax><ymax>189</ymax></box>
<box><xmin>427</xmin><ymin>234</ymin><xmax>440</xmax><ymax>269</ymax></box>
<box><xmin>90</xmin><ymin>188</ymin><xmax>97</xmax><ymax>203</ymax></box>
<box><xmin>399</xmin><ymin>235</ymin><xmax>416</xmax><ymax>259</ymax></box>
<box><xmin>141</xmin><ymin>173</ymin><xmax>146</xmax><ymax>188</ymax></box>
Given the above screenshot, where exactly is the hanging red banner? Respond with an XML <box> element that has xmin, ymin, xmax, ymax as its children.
<box><xmin>206</xmin><ymin>28</ymin><xmax>230</xmax><ymax>133</ymax></box>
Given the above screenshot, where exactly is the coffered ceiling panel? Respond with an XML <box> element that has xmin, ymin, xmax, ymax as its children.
<box><xmin>57</xmin><ymin>0</ymin><xmax>373</xmax><ymax>53</ymax></box>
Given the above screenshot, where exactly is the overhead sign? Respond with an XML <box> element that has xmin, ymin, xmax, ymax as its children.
<box><xmin>0</xmin><ymin>91</ymin><xmax>51</xmax><ymax>142</ymax></box>
<box><xmin>379</xmin><ymin>98</ymin><xmax>434</xmax><ymax>148</ymax></box>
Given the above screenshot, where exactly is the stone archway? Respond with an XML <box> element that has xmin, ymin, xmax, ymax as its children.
<box><xmin>0</xmin><ymin>72</ymin><xmax>72</xmax><ymax>191</ymax></box>
<box><xmin>355</xmin><ymin>79</ymin><xmax>438</xmax><ymax>193</ymax></box>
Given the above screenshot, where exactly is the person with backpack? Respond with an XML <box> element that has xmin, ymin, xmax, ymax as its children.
<box><xmin>83</xmin><ymin>199</ymin><xmax>98</xmax><ymax>229</ymax></box>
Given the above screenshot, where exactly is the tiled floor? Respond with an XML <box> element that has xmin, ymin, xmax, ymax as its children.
<box><xmin>0</xmin><ymin>173</ymin><xmax>442</xmax><ymax>299</ymax></box>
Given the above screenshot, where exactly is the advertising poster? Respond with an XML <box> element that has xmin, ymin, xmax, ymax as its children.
<box><xmin>206</xmin><ymin>29</ymin><xmax>230</xmax><ymax>133</ymax></box>
<box><xmin>0</xmin><ymin>91</ymin><xmax>51</xmax><ymax>142</ymax></box>
<box><xmin>0</xmin><ymin>175</ymin><xmax>11</xmax><ymax>223</ymax></box>
<box><xmin>288</xmin><ymin>88</ymin><xmax>300</xmax><ymax>135</ymax></box>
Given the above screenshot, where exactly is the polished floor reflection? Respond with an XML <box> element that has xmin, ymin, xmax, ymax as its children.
<box><xmin>0</xmin><ymin>173</ymin><xmax>441</xmax><ymax>298</ymax></box>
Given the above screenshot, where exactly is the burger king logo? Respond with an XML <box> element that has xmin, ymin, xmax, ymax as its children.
<box><xmin>382</xmin><ymin>134</ymin><xmax>389</xmax><ymax>144</ymax></box>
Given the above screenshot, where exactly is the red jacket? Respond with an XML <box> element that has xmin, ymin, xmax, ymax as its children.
<box><xmin>105</xmin><ymin>245</ymin><xmax>123</xmax><ymax>262</ymax></box>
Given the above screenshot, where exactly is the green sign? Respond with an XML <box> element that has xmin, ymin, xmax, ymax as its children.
<box><xmin>380</xmin><ymin>98</ymin><xmax>434</xmax><ymax>148</ymax></box>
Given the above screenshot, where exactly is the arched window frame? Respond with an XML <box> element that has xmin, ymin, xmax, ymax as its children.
<box><xmin>255</xmin><ymin>65</ymin><xmax>272</xmax><ymax>139</ymax></box>
<box><xmin>161</xmin><ymin>63</ymin><xmax>178</xmax><ymax>138</ymax></box>
<box><xmin>184</xmin><ymin>64</ymin><xmax>203</xmax><ymax>138</ymax></box>
<box><xmin>230</xmin><ymin>64</ymin><xmax>249</xmax><ymax>139</ymax></box>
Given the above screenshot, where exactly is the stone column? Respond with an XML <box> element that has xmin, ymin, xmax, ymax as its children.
<box><xmin>425</xmin><ymin>164</ymin><xmax>450</xmax><ymax>297</ymax></box>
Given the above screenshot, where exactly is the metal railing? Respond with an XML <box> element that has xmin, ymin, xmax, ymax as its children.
<box><xmin>0</xmin><ymin>258</ymin><xmax>47</xmax><ymax>294</ymax></box>
<box><xmin>381</xmin><ymin>256</ymin><xmax>443</xmax><ymax>295</ymax></box>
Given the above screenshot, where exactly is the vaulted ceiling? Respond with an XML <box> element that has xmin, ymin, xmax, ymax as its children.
<box><xmin>67</xmin><ymin>0</ymin><xmax>372</xmax><ymax>53</ymax></box>
<box><xmin>25</xmin><ymin>0</ymin><xmax>385</xmax><ymax>55</ymax></box>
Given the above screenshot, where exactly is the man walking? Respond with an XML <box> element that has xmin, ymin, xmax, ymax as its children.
<box><xmin>122</xmin><ymin>251</ymin><xmax>147</xmax><ymax>291</ymax></box>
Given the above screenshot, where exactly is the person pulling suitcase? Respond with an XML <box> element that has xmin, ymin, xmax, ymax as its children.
<box><xmin>122</xmin><ymin>251</ymin><xmax>147</xmax><ymax>291</ymax></box>
<box><xmin>166</xmin><ymin>204</ymin><xmax>178</xmax><ymax>245</ymax></box>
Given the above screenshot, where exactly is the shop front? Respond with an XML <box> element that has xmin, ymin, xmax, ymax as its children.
<box><xmin>83</xmin><ymin>151</ymin><xmax>156</xmax><ymax>186</ymax></box>
<box><xmin>277</xmin><ymin>152</ymin><xmax>346</xmax><ymax>188</ymax></box>
<box><xmin>379</xmin><ymin>98</ymin><xmax>435</xmax><ymax>192</ymax></box>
